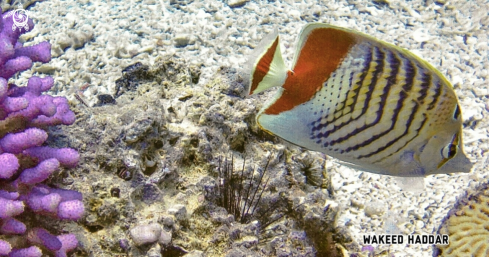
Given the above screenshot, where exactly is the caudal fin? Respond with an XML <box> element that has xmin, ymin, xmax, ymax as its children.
<box><xmin>246</xmin><ymin>29</ymin><xmax>288</xmax><ymax>95</ymax></box>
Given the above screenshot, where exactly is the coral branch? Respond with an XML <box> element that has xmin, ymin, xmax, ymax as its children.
<box><xmin>0</xmin><ymin>7</ymin><xmax>82</xmax><ymax>256</ymax></box>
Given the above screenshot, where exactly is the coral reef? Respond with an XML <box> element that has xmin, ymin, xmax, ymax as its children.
<box><xmin>435</xmin><ymin>182</ymin><xmax>489</xmax><ymax>256</ymax></box>
<box><xmin>0</xmin><ymin>8</ymin><xmax>82</xmax><ymax>256</ymax></box>
<box><xmin>61</xmin><ymin>55</ymin><xmax>352</xmax><ymax>256</ymax></box>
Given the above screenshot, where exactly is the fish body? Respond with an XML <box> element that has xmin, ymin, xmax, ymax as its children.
<box><xmin>248</xmin><ymin>23</ymin><xmax>472</xmax><ymax>177</ymax></box>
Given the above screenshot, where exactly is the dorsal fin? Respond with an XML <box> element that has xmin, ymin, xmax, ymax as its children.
<box><xmin>247</xmin><ymin>29</ymin><xmax>288</xmax><ymax>95</ymax></box>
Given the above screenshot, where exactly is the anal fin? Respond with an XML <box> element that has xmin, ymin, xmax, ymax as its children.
<box><xmin>395</xmin><ymin>177</ymin><xmax>425</xmax><ymax>193</ymax></box>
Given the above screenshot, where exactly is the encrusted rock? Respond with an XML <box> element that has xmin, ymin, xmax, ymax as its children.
<box><xmin>158</xmin><ymin>230</ymin><xmax>172</xmax><ymax>246</ymax></box>
<box><xmin>168</xmin><ymin>204</ymin><xmax>187</xmax><ymax>221</ymax></box>
<box><xmin>228</xmin><ymin>0</ymin><xmax>249</xmax><ymax>8</ymax></box>
<box><xmin>130</xmin><ymin>223</ymin><xmax>162</xmax><ymax>246</ymax></box>
<box><xmin>185</xmin><ymin>250</ymin><xmax>204</xmax><ymax>257</ymax></box>
<box><xmin>364</xmin><ymin>201</ymin><xmax>385</xmax><ymax>217</ymax></box>
<box><xmin>173</xmin><ymin>34</ymin><xmax>192</xmax><ymax>47</ymax></box>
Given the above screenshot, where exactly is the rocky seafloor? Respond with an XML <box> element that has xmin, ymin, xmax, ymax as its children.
<box><xmin>5</xmin><ymin>0</ymin><xmax>488</xmax><ymax>256</ymax></box>
<box><xmin>52</xmin><ymin>56</ymin><xmax>353</xmax><ymax>256</ymax></box>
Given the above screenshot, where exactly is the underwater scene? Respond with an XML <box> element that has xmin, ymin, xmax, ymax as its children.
<box><xmin>0</xmin><ymin>0</ymin><xmax>487</xmax><ymax>256</ymax></box>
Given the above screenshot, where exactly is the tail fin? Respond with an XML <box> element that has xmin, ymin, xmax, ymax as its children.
<box><xmin>246</xmin><ymin>29</ymin><xmax>288</xmax><ymax>95</ymax></box>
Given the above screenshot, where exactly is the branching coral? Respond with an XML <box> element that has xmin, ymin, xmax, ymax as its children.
<box><xmin>0</xmin><ymin>8</ymin><xmax>82</xmax><ymax>256</ymax></box>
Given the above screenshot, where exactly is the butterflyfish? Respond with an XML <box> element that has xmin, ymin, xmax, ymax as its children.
<box><xmin>247</xmin><ymin>23</ymin><xmax>473</xmax><ymax>177</ymax></box>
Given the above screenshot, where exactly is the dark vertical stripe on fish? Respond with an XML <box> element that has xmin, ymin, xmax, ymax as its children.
<box><xmin>316</xmin><ymin>47</ymin><xmax>377</xmax><ymax>146</ymax></box>
<box><xmin>427</xmin><ymin>80</ymin><xmax>442</xmax><ymax>110</ymax></box>
<box><xmin>312</xmin><ymin>46</ymin><xmax>373</xmax><ymax>133</ymax></box>
<box><xmin>417</xmin><ymin>70</ymin><xmax>431</xmax><ymax>104</ymax></box>
<box><xmin>341</xmin><ymin>49</ymin><xmax>402</xmax><ymax>152</ymax></box>
<box><xmin>358</xmin><ymin>55</ymin><xmax>431</xmax><ymax>159</ymax></box>
<box><xmin>328</xmin><ymin>46</ymin><xmax>385</xmax><ymax>146</ymax></box>
<box><xmin>372</xmin><ymin>115</ymin><xmax>429</xmax><ymax>163</ymax></box>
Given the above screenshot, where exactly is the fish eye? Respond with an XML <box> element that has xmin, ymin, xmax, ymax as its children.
<box><xmin>437</xmin><ymin>133</ymin><xmax>460</xmax><ymax>168</ymax></box>
<box><xmin>441</xmin><ymin>143</ymin><xmax>457</xmax><ymax>159</ymax></box>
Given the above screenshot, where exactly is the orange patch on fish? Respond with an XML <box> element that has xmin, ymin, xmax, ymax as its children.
<box><xmin>264</xmin><ymin>28</ymin><xmax>355</xmax><ymax>115</ymax></box>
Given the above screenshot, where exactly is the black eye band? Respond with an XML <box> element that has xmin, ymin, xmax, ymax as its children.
<box><xmin>438</xmin><ymin>133</ymin><xmax>460</xmax><ymax>168</ymax></box>
<box><xmin>447</xmin><ymin>133</ymin><xmax>459</xmax><ymax>158</ymax></box>
<box><xmin>453</xmin><ymin>105</ymin><xmax>461</xmax><ymax>119</ymax></box>
<box><xmin>448</xmin><ymin>144</ymin><xmax>457</xmax><ymax>157</ymax></box>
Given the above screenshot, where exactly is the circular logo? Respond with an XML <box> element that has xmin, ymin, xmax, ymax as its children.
<box><xmin>12</xmin><ymin>9</ymin><xmax>29</xmax><ymax>27</ymax></box>
<box><xmin>6</xmin><ymin>8</ymin><xmax>30</xmax><ymax>31</ymax></box>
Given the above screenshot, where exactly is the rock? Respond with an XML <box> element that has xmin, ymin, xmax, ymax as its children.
<box><xmin>147</xmin><ymin>243</ymin><xmax>162</xmax><ymax>257</ymax></box>
<box><xmin>33</xmin><ymin>64</ymin><xmax>56</xmax><ymax>74</ymax></box>
<box><xmin>167</xmin><ymin>204</ymin><xmax>187</xmax><ymax>221</ymax></box>
<box><xmin>57</xmin><ymin>34</ymin><xmax>72</xmax><ymax>50</ymax></box>
<box><xmin>130</xmin><ymin>224</ymin><xmax>162</xmax><ymax>246</ymax></box>
<box><xmin>160</xmin><ymin>215</ymin><xmax>175</xmax><ymax>229</ymax></box>
<box><xmin>55</xmin><ymin>29</ymin><xmax>93</xmax><ymax>50</ymax></box>
<box><xmin>228</xmin><ymin>0</ymin><xmax>249</xmax><ymax>8</ymax></box>
<box><xmin>185</xmin><ymin>250</ymin><xmax>204</xmax><ymax>257</ymax></box>
<box><xmin>413</xmin><ymin>28</ymin><xmax>431</xmax><ymax>43</ymax></box>
<box><xmin>233</xmin><ymin>235</ymin><xmax>258</xmax><ymax>248</ymax></box>
<box><xmin>95</xmin><ymin>94</ymin><xmax>116</xmax><ymax>107</ymax></box>
<box><xmin>350</xmin><ymin>198</ymin><xmax>364</xmax><ymax>209</ymax></box>
<box><xmin>288</xmin><ymin>231</ymin><xmax>307</xmax><ymax>247</ymax></box>
<box><xmin>131</xmin><ymin>183</ymin><xmax>164</xmax><ymax>206</ymax></box>
<box><xmin>169</xmin><ymin>0</ymin><xmax>194</xmax><ymax>6</ymax></box>
<box><xmin>158</xmin><ymin>230</ymin><xmax>172</xmax><ymax>245</ymax></box>
<box><xmin>72</xmin><ymin>30</ymin><xmax>93</xmax><ymax>49</ymax></box>
<box><xmin>124</xmin><ymin>118</ymin><xmax>154</xmax><ymax>143</ymax></box>
<box><xmin>364</xmin><ymin>201</ymin><xmax>385</xmax><ymax>217</ymax></box>
<box><xmin>174</xmin><ymin>34</ymin><xmax>191</xmax><ymax>47</ymax></box>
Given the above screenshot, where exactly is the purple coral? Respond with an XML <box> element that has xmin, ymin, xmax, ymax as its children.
<box><xmin>0</xmin><ymin>8</ymin><xmax>82</xmax><ymax>256</ymax></box>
